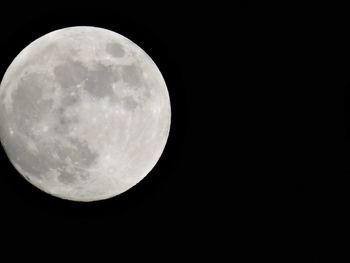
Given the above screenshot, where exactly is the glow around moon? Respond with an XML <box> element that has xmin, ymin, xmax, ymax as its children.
<box><xmin>0</xmin><ymin>26</ymin><xmax>171</xmax><ymax>201</ymax></box>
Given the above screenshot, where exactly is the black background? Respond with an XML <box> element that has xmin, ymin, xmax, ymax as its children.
<box><xmin>0</xmin><ymin>3</ymin><xmax>336</xmax><ymax>261</ymax></box>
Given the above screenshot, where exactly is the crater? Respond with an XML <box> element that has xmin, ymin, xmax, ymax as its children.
<box><xmin>122</xmin><ymin>95</ymin><xmax>138</xmax><ymax>110</ymax></box>
<box><xmin>58</xmin><ymin>171</ymin><xmax>76</xmax><ymax>184</ymax></box>
<box><xmin>58</xmin><ymin>114</ymin><xmax>78</xmax><ymax>130</ymax></box>
<box><xmin>61</xmin><ymin>91</ymin><xmax>80</xmax><ymax>107</ymax></box>
<box><xmin>106</xmin><ymin>42</ymin><xmax>125</xmax><ymax>57</ymax></box>
<box><xmin>68</xmin><ymin>138</ymin><xmax>99</xmax><ymax>167</ymax></box>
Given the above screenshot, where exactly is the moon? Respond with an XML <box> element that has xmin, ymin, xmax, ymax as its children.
<box><xmin>0</xmin><ymin>26</ymin><xmax>171</xmax><ymax>201</ymax></box>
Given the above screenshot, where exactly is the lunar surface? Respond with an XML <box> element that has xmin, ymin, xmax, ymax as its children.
<box><xmin>0</xmin><ymin>26</ymin><xmax>171</xmax><ymax>201</ymax></box>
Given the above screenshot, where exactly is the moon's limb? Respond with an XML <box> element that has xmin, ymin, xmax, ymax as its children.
<box><xmin>0</xmin><ymin>26</ymin><xmax>171</xmax><ymax>201</ymax></box>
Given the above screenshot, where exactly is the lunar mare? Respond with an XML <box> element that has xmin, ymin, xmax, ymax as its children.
<box><xmin>0</xmin><ymin>26</ymin><xmax>171</xmax><ymax>201</ymax></box>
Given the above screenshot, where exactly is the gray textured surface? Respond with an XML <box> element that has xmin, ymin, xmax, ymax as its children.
<box><xmin>0</xmin><ymin>26</ymin><xmax>171</xmax><ymax>201</ymax></box>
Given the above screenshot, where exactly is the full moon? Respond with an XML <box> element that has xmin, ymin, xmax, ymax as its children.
<box><xmin>0</xmin><ymin>26</ymin><xmax>171</xmax><ymax>201</ymax></box>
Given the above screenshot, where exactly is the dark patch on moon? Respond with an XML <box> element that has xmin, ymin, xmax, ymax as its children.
<box><xmin>54</xmin><ymin>60</ymin><xmax>120</xmax><ymax>100</ymax></box>
<box><xmin>57</xmin><ymin>113</ymin><xmax>79</xmax><ymax>133</ymax></box>
<box><xmin>62</xmin><ymin>91</ymin><xmax>80</xmax><ymax>107</ymax></box>
<box><xmin>2</xmin><ymin>136</ymin><xmax>43</xmax><ymax>178</ymax></box>
<box><xmin>57</xmin><ymin>171</ymin><xmax>76</xmax><ymax>184</ymax></box>
<box><xmin>55</xmin><ymin>138</ymin><xmax>99</xmax><ymax>185</ymax></box>
<box><xmin>106</xmin><ymin>42</ymin><xmax>125</xmax><ymax>57</ymax></box>
<box><xmin>10</xmin><ymin>136</ymin><xmax>99</xmax><ymax>184</ymax></box>
<box><xmin>121</xmin><ymin>65</ymin><xmax>143</xmax><ymax>86</ymax></box>
<box><xmin>51</xmin><ymin>105</ymin><xmax>79</xmax><ymax>135</ymax></box>
<box><xmin>2</xmin><ymin>91</ymin><xmax>98</xmax><ymax>183</ymax></box>
<box><xmin>54</xmin><ymin>60</ymin><xmax>89</xmax><ymax>88</ymax></box>
<box><xmin>84</xmin><ymin>64</ymin><xmax>119</xmax><ymax>98</ymax></box>
<box><xmin>11</xmin><ymin>73</ymin><xmax>53</xmax><ymax>134</ymax></box>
